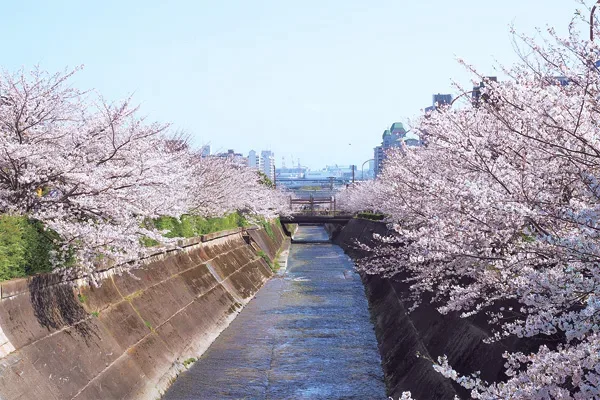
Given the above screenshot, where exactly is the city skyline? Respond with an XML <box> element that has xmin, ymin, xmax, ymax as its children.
<box><xmin>0</xmin><ymin>0</ymin><xmax>580</xmax><ymax>168</ymax></box>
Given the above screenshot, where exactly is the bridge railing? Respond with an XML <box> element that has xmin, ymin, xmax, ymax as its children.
<box><xmin>288</xmin><ymin>209</ymin><xmax>350</xmax><ymax>217</ymax></box>
<box><xmin>279</xmin><ymin>213</ymin><xmax>355</xmax><ymax>224</ymax></box>
<box><xmin>289</xmin><ymin>194</ymin><xmax>343</xmax><ymax>216</ymax></box>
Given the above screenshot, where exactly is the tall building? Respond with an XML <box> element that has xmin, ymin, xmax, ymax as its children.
<box><xmin>433</xmin><ymin>93</ymin><xmax>452</xmax><ymax>107</ymax></box>
<box><xmin>389</xmin><ymin>122</ymin><xmax>407</xmax><ymax>137</ymax></box>
<box><xmin>259</xmin><ymin>150</ymin><xmax>275</xmax><ymax>181</ymax></box>
<box><xmin>200</xmin><ymin>145</ymin><xmax>211</xmax><ymax>157</ymax></box>
<box><xmin>425</xmin><ymin>93</ymin><xmax>453</xmax><ymax>113</ymax></box>
<box><xmin>215</xmin><ymin>149</ymin><xmax>247</xmax><ymax>165</ymax></box>
<box><xmin>247</xmin><ymin>150</ymin><xmax>258</xmax><ymax>168</ymax></box>
<box><xmin>374</xmin><ymin>145</ymin><xmax>384</xmax><ymax>177</ymax></box>
<box><xmin>374</xmin><ymin>123</ymin><xmax>407</xmax><ymax>177</ymax></box>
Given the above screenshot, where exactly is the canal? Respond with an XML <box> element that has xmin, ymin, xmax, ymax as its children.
<box><xmin>163</xmin><ymin>225</ymin><xmax>386</xmax><ymax>399</ymax></box>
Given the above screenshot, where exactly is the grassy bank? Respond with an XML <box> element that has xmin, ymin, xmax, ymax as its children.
<box><xmin>142</xmin><ymin>213</ymin><xmax>250</xmax><ymax>246</ymax></box>
<box><xmin>0</xmin><ymin>215</ymin><xmax>67</xmax><ymax>281</ymax></box>
<box><xmin>355</xmin><ymin>212</ymin><xmax>385</xmax><ymax>221</ymax></box>
<box><xmin>0</xmin><ymin>212</ymin><xmax>278</xmax><ymax>281</ymax></box>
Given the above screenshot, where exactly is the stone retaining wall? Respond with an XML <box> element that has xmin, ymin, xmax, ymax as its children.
<box><xmin>335</xmin><ymin>219</ymin><xmax>532</xmax><ymax>400</ymax></box>
<box><xmin>0</xmin><ymin>222</ymin><xmax>287</xmax><ymax>400</ymax></box>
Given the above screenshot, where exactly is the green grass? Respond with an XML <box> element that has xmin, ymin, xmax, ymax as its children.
<box><xmin>299</xmin><ymin>185</ymin><xmax>323</xmax><ymax>190</ymax></box>
<box><xmin>257</xmin><ymin>248</ymin><xmax>282</xmax><ymax>273</ymax></box>
<box><xmin>257</xmin><ymin>171</ymin><xmax>274</xmax><ymax>188</ymax></box>
<box><xmin>183</xmin><ymin>357</ymin><xmax>197</xmax><ymax>367</ymax></box>
<box><xmin>0</xmin><ymin>211</ymin><xmax>273</xmax><ymax>283</ymax></box>
<box><xmin>521</xmin><ymin>232</ymin><xmax>536</xmax><ymax>243</ymax></box>
<box><xmin>272</xmin><ymin>258</ymin><xmax>281</xmax><ymax>272</ymax></box>
<box><xmin>142</xmin><ymin>212</ymin><xmax>249</xmax><ymax>246</ymax></box>
<box><xmin>257</xmin><ymin>249</ymin><xmax>274</xmax><ymax>270</ymax></box>
<box><xmin>0</xmin><ymin>215</ymin><xmax>71</xmax><ymax>281</ymax></box>
<box><xmin>257</xmin><ymin>218</ymin><xmax>277</xmax><ymax>240</ymax></box>
<box><xmin>355</xmin><ymin>212</ymin><xmax>386</xmax><ymax>221</ymax></box>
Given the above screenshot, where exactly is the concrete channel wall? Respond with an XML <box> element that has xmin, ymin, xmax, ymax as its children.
<box><xmin>0</xmin><ymin>222</ymin><xmax>287</xmax><ymax>400</ymax></box>
<box><xmin>334</xmin><ymin>219</ymin><xmax>529</xmax><ymax>400</ymax></box>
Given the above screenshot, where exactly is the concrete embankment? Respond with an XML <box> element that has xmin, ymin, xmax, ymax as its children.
<box><xmin>334</xmin><ymin>219</ymin><xmax>531</xmax><ymax>400</ymax></box>
<box><xmin>0</xmin><ymin>222</ymin><xmax>287</xmax><ymax>400</ymax></box>
<box><xmin>162</xmin><ymin>225</ymin><xmax>386</xmax><ymax>399</ymax></box>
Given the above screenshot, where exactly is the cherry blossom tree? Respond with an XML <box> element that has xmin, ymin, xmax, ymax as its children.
<box><xmin>336</xmin><ymin>179</ymin><xmax>388</xmax><ymax>214</ymax></box>
<box><xmin>0</xmin><ymin>66</ymin><xmax>287</xmax><ymax>283</ymax></box>
<box><xmin>188</xmin><ymin>156</ymin><xmax>288</xmax><ymax>220</ymax></box>
<box><xmin>342</xmin><ymin>6</ymin><xmax>600</xmax><ymax>398</ymax></box>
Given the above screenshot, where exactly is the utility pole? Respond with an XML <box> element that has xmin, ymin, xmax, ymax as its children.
<box><xmin>352</xmin><ymin>165</ymin><xmax>355</xmax><ymax>184</ymax></box>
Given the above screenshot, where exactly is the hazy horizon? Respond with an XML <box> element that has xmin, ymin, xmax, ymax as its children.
<box><xmin>1</xmin><ymin>0</ymin><xmax>582</xmax><ymax>168</ymax></box>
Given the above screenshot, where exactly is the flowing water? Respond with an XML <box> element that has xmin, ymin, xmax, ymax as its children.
<box><xmin>163</xmin><ymin>226</ymin><xmax>386</xmax><ymax>399</ymax></box>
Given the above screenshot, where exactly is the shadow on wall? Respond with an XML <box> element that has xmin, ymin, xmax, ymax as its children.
<box><xmin>28</xmin><ymin>274</ymin><xmax>98</xmax><ymax>342</ymax></box>
<box><xmin>334</xmin><ymin>219</ymin><xmax>542</xmax><ymax>400</ymax></box>
<box><xmin>323</xmin><ymin>223</ymin><xmax>344</xmax><ymax>241</ymax></box>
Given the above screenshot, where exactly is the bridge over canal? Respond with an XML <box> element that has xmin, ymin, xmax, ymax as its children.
<box><xmin>281</xmin><ymin>194</ymin><xmax>354</xmax><ymax>224</ymax></box>
<box><xmin>279</xmin><ymin>214</ymin><xmax>354</xmax><ymax>224</ymax></box>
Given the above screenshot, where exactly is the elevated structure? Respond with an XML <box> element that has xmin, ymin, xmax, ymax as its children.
<box><xmin>282</xmin><ymin>194</ymin><xmax>354</xmax><ymax>224</ymax></box>
<box><xmin>280</xmin><ymin>214</ymin><xmax>354</xmax><ymax>224</ymax></box>
<box><xmin>374</xmin><ymin>123</ymin><xmax>407</xmax><ymax>177</ymax></box>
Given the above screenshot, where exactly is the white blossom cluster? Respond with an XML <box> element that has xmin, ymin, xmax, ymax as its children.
<box><xmin>339</xmin><ymin>10</ymin><xmax>600</xmax><ymax>399</ymax></box>
<box><xmin>0</xmin><ymin>66</ymin><xmax>288</xmax><ymax>283</ymax></box>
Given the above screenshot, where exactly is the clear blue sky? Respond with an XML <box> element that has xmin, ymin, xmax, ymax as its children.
<box><xmin>0</xmin><ymin>0</ymin><xmax>583</xmax><ymax>169</ymax></box>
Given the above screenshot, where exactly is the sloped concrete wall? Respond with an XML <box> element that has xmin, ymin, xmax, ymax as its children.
<box><xmin>335</xmin><ymin>219</ymin><xmax>534</xmax><ymax>400</ymax></box>
<box><xmin>247</xmin><ymin>222</ymin><xmax>286</xmax><ymax>261</ymax></box>
<box><xmin>0</xmin><ymin>222</ymin><xmax>287</xmax><ymax>400</ymax></box>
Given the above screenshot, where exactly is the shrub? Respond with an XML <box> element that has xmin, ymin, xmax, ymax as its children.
<box><xmin>183</xmin><ymin>357</ymin><xmax>197</xmax><ymax>367</ymax></box>
<box><xmin>143</xmin><ymin>213</ymin><xmax>249</xmax><ymax>246</ymax></box>
<box><xmin>0</xmin><ymin>215</ymin><xmax>66</xmax><ymax>281</ymax></box>
<box><xmin>356</xmin><ymin>212</ymin><xmax>385</xmax><ymax>221</ymax></box>
<box><xmin>257</xmin><ymin>217</ymin><xmax>276</xmax><ymax>240</ymax></box>
<box><xmin>256</xmin><ymin>250</ymin><xmax>273</xmax><ymax>269</ymax></box>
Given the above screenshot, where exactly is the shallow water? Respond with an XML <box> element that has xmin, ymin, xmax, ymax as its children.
<box><xmin>162</xmin><ymin>226</ymin><xmax>386</xmax><ymax>400</ymax></box>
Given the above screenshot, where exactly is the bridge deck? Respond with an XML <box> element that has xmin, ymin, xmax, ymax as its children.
<box><xmin>280</xmin><ymin>214</ymin><xmax>354</xmax><ymax>224</ymax></box>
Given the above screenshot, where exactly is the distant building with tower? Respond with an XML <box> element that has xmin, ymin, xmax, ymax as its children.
<box><xmin>374</xmin><ymin>123</ymin><xmax>407</xmax><ymax>177</ymax></box>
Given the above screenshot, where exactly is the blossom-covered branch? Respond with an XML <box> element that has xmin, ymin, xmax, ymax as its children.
<box><xmin>0</xmin><ymin>66</ymin><xmax>288</xmax><ymax>282</ymax></box>
<box><xmin>339</xmin><ymin>7</ymin><xmax>600</xmax><ymax>398</ymax></box>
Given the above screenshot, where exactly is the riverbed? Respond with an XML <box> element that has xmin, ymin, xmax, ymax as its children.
<box><xmin>162</xmin><ymin>225</ymin><xmax>385</xmax><ymax>399</ymax></box>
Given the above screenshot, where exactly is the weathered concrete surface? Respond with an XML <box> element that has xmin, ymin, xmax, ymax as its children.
<box><xmin>163</xmin><ymin>226</ymin><xmax>386</xmax><ymax>400</ymax></box>
<box><xmin>0</xmin><ymin>221</ymin><xmax>287</xmax><ymax>400</ymax></box>
<box><xmin>335</xmin><ymin>219</ymin><xmax>537</xmax><ymax>400</ymax></box>
<box><xmin>247</xmin><ymin>223</ymin><xmax>286</xmax><ymax>261</ymax></box>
